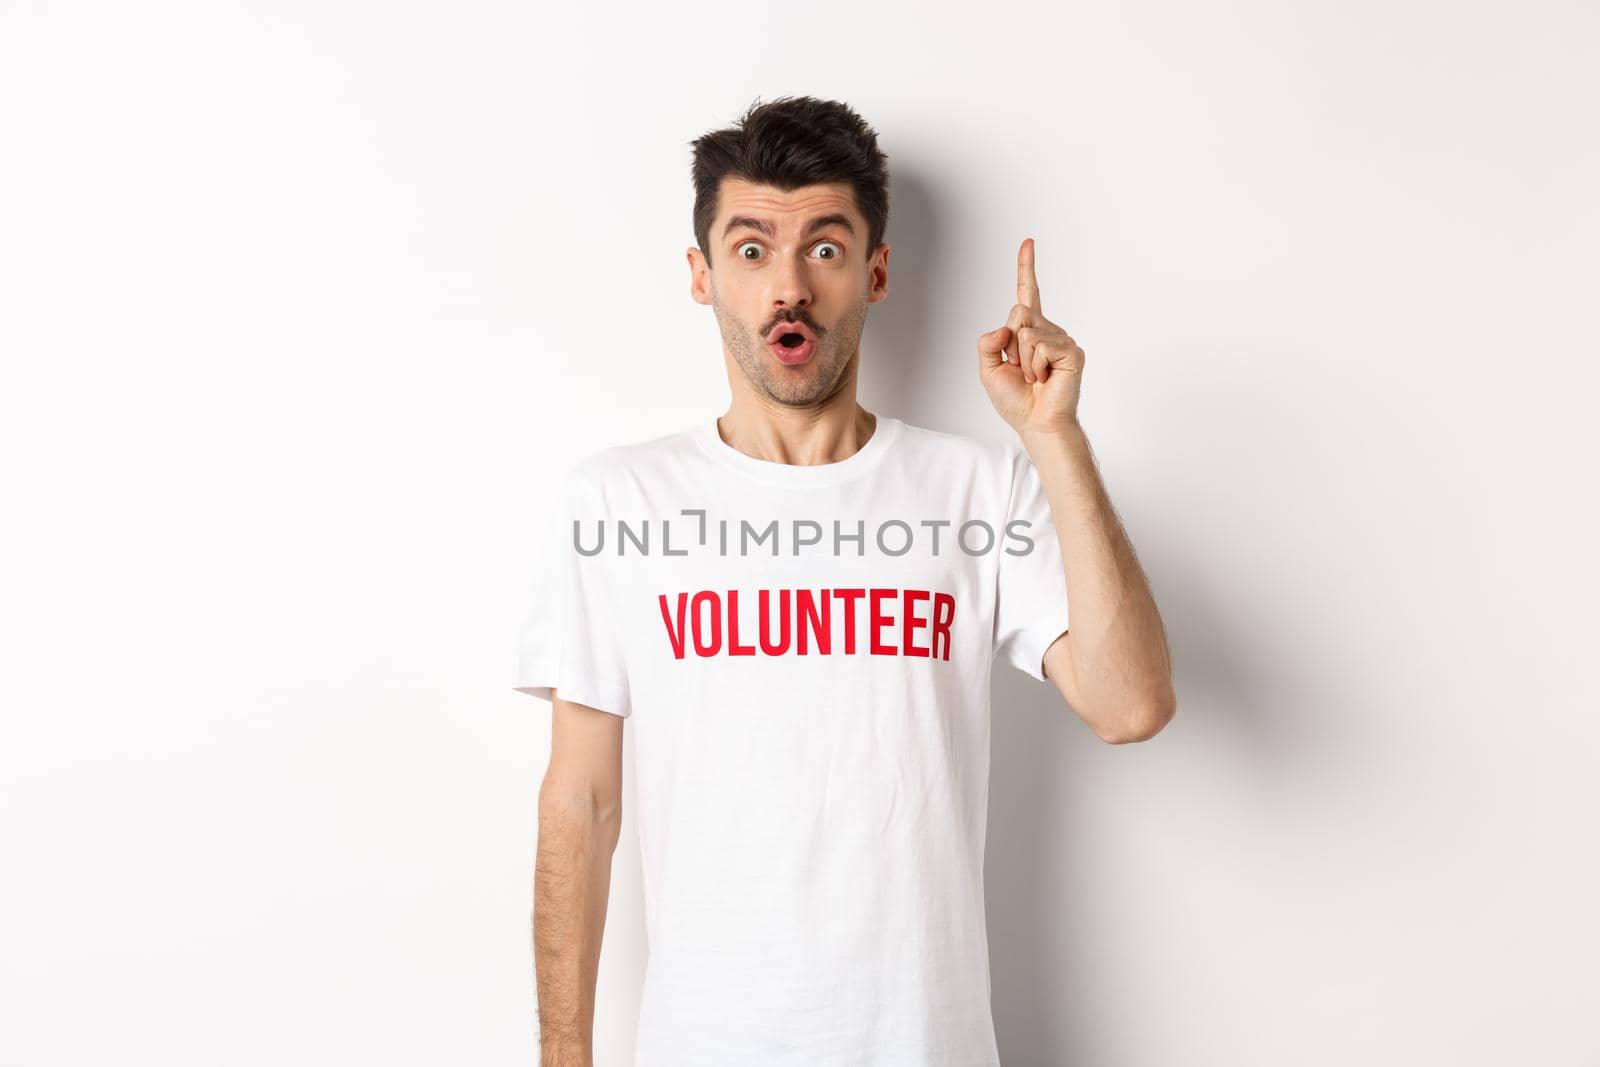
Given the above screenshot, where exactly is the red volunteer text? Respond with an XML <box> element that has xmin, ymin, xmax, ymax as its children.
<box><xmin>657</xmin><ymin>587</ymin><xmax>956</xmax><ymax>660</ymax></box>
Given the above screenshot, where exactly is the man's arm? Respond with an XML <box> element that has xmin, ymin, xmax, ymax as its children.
<box><xmin>1026</xmin><ymin>423</ymin><xmax>1177</xmax><ymax>744</ymax></box>
<box><xmin>978</xmin><ymin>237</ymin><xmax>1177</xmax><ymax>744</ymax></box>
<box><xmin>535</xmin><ymin>694</ymin><xmax>625</xmax><ymax>1066</ymax></box>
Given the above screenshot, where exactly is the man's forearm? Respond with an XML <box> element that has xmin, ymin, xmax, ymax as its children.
<box><xmin>1021</xmin><ymin>423</ymin><xmax>1176</xmax><ymax>719</ymax></box>
<box><xmin>534</xmin><ymin>789</ymin><xmax>621</xmax><ymax>1065</ymax></box>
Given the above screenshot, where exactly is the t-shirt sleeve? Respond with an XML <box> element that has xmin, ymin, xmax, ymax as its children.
<box><xmin>512</xmin><ymin>467</ymin><xmax>632</xmax><ymax>718</ymax></box>
<box><xmin>993</xmin><ymin>446</ymin><xmax>1072</xmax><ymax>682</ymax></box>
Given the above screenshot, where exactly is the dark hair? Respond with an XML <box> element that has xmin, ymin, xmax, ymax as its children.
<box><xmin>690</xmin><ymin>95</ymin><xmax>890</xmax><ymax>266</ymax></box>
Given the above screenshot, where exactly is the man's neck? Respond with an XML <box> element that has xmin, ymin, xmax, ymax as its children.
<box><xmin>714</xmin><ymin>398</ymin><xmax>879</xmax><ymax>468</ymax></box>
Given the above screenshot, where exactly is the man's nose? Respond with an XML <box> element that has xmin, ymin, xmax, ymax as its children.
<box><xmin>769</xmin><ymin>255</ymin><xmax>812</xmax><ymax>312</ymax></box>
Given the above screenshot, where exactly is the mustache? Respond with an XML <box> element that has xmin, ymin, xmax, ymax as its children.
<box><xmin>766</xmin><ymin>312</ymin><xmax>823</xmax><ymax>336</ymax></box>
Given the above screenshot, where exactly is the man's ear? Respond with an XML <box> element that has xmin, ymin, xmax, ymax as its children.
<box><xmin>869</xmin><ymin>243</ymin><xmax>891</xmax><ymax>304</ymax></box>
<box><xmin>687</xmin><ymin>246</ymin><xmax>711</xmax><ymax>306</ymax></box>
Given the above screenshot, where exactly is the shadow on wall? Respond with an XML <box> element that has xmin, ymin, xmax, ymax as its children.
<box><xmin>857</xmin><ymin>167</ymin><xmax>962</xmax><ymax>424</ymax></box>
<box><xmin>981</xmin><ymin>508</ymin><xmax>1380</xmax><ymax>1062</ymax></box>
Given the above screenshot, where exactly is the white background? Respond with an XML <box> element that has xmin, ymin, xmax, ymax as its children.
<box><xmin>3</xmin><ymin>1</ymin><xmax>1597</xmax><ymax>1064</ymax></box>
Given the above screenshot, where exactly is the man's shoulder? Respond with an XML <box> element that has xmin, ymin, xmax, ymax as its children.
<box><xmin>560</xmin><ymin>423</ymin><xmax>702</xmax><ymax>489</ymax></box>
<box><xmin>893</xmin><ymin>417</ymin><xmax>1025</xmax><ymax>471</ymax></box>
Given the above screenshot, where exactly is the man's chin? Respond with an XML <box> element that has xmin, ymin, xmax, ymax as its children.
<box><xmin>758</xmin><ymin>372</ymin><xmax>832</xmax><ymax>407</ymax></box>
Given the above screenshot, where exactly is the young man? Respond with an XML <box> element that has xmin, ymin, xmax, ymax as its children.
<box><xmin>515</xmin><ymin>95</ymin><xmax>1176</xmax><ymax>1066</ymax></box>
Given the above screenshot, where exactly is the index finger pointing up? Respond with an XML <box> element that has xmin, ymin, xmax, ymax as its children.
<box><xmin>1017</xmin><ymin>237</ymin><xmax>1041</xmax><ymax>312</ymax></box>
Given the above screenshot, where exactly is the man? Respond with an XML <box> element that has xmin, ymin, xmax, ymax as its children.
<box><xmin>514</xmin><ymin>95</ymin><xmax>1176</xmax><ymax>1066</ymax></box>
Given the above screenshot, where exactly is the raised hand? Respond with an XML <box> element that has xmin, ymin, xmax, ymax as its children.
<box><xmin>977</xmin><ymin>238</ymin><xmax>1086</xmax><ymax>436</ymax></box>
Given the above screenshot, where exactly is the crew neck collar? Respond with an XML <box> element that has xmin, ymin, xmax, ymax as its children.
<box><xmin>692</xmin><ymin>412</ymin><xmax>902</xmax><ymax>488</ymax></box>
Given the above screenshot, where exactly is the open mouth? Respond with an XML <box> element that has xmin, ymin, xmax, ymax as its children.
<box><xmin>767</xmin><ymin>324</ymin><xmax>817</xmax><ymax>365</ymax></box>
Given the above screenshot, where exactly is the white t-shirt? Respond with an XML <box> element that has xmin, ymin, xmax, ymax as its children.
<box><xmin>514</xmin><ymin>413</ymin><xmax>1071</xmax><ymax>1066</ymax></box>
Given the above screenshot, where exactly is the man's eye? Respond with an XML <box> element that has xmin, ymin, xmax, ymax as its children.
<box><xmin>736</xmin><ymin>241</ymin><xmax>763</xmax><ymax>261</ymax></box>
<box><xmin>814</xmin><ymin>241</ymin><xmax>843</xmax><ymax>260</ymax></box>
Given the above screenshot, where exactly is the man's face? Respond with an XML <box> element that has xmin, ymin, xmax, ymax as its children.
<box><xmin>689</xmin><ymin>177</ymin><xmax>889</xmax><ymax>407</ymax></box>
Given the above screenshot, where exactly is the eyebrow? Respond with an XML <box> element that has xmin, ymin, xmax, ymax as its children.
<box><xmin>721</xmin><ymin>213</ymin><xmax>856</xmax><ymax>241</ymax></box>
